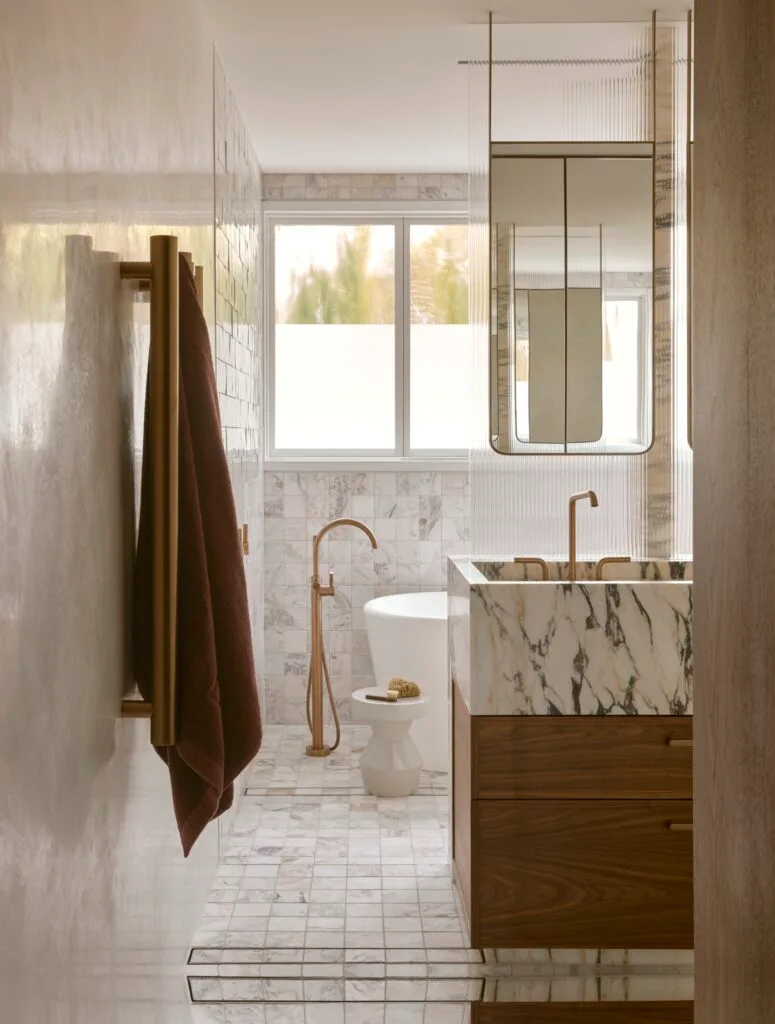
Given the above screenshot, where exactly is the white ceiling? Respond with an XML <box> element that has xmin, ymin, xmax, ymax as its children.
<box><xmin>205</xmin><ymin>0</ymin><xmax>692</xmax><ymax>173</ymax></box>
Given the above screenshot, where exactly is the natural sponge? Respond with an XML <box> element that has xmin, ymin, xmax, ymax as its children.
<box><xmin>388</xmin><ymin>677</ymin><xmax>421</xmax><ymax>698</ymax></box>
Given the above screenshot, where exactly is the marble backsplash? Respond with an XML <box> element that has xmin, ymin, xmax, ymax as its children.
<box><xmin>264</xmin><ymin>469</ymin><xmax>469</xmax><ymax>724</ymax></box>
<box><xmin>475</xmin><ymin>559</ymin><xmax>692</xmax><ymax>582</ymax></box>
<box><xmin>449</xmin><ymin>557</ymin><xmax>693</xmax><ymax>717</ymax></box>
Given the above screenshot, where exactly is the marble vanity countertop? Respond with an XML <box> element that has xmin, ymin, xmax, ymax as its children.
<box><xmin>448</xmin><ymin>556</ymin><xmax>693</xmax><ymax>716</ymax></box>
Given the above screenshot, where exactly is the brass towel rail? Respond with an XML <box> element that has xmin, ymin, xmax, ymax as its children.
<box><xmin>119</xmin><ymin>235</ymin><xmax>204</xmax><ymax>746</ymax></box>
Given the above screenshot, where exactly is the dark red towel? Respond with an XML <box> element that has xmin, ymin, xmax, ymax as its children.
<box><xmin>134</xmin><ymin>256</ymin><xmax>262</xmax><ymax>856</ymax></box>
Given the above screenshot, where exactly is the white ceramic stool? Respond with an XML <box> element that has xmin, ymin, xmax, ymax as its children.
<box><xmin>351</xmin><ymin>687</ymin><xmax>429</xmax><ymax>798</ymax></box>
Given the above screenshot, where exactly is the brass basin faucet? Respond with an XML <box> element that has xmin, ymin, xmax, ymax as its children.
<box><xmin>568</xmin><ymin>490</ymin><xmax>598</xmax><ymax>580</ymax></box>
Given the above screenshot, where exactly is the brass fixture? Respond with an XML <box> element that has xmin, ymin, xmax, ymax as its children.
<box><xmin>181</xmin><ymin>250</ymin><xmax>205</xmax><ymax>304</ymax></box>
<box><xmin>119</xmin><ymin>236</ymin><xmax>205</xmax><ymax>747</ymax></box>
<box><xmin>121</xmin><ymin>701</ymin><xmax>153</xmax><ymax>720</ymax></box>
<box><xmin>594</xmin><ymin>555</ymin><xmax>632</xmax><ymax>580</ymax></box>
<box><xmin>513</xmin><ymin>557</ymin><xmax>550</xmax><ymax>580</ymax></box>
<box><xmin>668</xmin><ymin>823</ymin><xmax>694</xmax><ymax>832</ymax></box>
<box><xmin>568</xmin><ymin>490</ymin><xmax>599</xmax><ymax>581</ymax></box>
<box><xmin>241</xmin><ymin>523</ymin><xmax>250</xmax><ymax>556</ymax></box>
<box><xmin>307</xmin><ymin>519</ymin><xmax>378</xmax><ymax>758</ymax></box>
<box><xmin>668</xmin><ymin>739</ymin><xmax>694</xmax><ymax>749</ymax></box>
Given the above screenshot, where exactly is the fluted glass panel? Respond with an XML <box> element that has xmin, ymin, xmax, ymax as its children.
<box><xmin>468</xmin><ymin>54</ymin><xmax>490</xmax><ymax>555</ymax></box>
<box><xmin>471</xmin><ymin>24</ymin><xmax>653</xmax><ymax>558</ymax></box>
<box><xmin>490</xmin><ymin>23</ymin><xmax>652</xmax><ymax>143</ymax></box>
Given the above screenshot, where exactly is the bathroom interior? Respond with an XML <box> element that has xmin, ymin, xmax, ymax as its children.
<box><xmin>3</xmin><ymin>0</ymin><xmax>769</xmax><ymax>1021</ymax></box>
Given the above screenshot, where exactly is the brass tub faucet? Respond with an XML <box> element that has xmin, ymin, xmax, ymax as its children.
<box><xmin>307</xmin><ymin>518</ymin><xmax>378</xmax><ymax>758</ymax></box>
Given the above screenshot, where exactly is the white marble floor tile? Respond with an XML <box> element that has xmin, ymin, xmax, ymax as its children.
<box><xmin>189</xmin><ymin>725</ymin><xmax>692</xmax><ymax>1013</ymax></box>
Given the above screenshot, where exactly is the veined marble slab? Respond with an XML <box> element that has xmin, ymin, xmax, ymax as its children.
<box><xmin>449</xmin><ymin>557</ymin><xmax>692</xmax><ymax>716</ymax></box>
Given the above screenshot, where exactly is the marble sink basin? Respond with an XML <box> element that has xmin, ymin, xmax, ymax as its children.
<box><xmin>448</xmin><ymin>557</ymin><xmax>692</xmax><ymax>717</ymax></box>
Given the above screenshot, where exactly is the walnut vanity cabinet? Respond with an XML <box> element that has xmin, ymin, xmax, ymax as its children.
<box><xmin>452</xmin><ymin>683</ymin><xmax>694</xmax><ymax>950</ymax></box>
<box><xmin>472</xmin><ymin>1005</ymin><xmax>694</xmax><ymax>1024</ymax></box>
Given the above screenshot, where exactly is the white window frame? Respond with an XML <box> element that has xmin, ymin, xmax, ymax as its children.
<box><xmin>265</xmin><ymin>204</ymin><xmax>469</xmax><ymax>469</ymax></box>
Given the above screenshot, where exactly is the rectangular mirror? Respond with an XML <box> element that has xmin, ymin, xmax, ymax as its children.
<box><xmin>490</xmin><ymin>142</ymin><xmax>654</xmax><ymax>455</ymax></box>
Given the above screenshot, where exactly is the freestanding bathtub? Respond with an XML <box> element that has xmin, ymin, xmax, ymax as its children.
<box><xmin>363</xmin><ymin>592</ymin><xmax>449</xmax><ymax>774</ymax></box>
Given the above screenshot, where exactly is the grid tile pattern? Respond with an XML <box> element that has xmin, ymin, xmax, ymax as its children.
<box><xmin>263</xmin><ymin>174</ymin><xmax>468</xmax><ymax>203</ymax></box>
<box><xmin>189</xmin><ymin>727</ymin><xmax>693</xmax><ymax>1015</ymax></box>
<box><xmin>264</xmin><ymin>472</ymin><xmax>469</xmax><ymax>724</ymax></box>
<box><xmin>193</xmin><ymin>727</ymin><xmax>462</xmax><ymax>953</ymax></box>
<box><xmin>213</xmin><ymin>55</ymin><xmax>264</xmax><ymax>843</ymax></box>
<box><xmin>190</xmin><ymin>1004</ymin><xmax>472</xmax><ymax>1022</ymax></box>
<box><xmin>212</xmin><ymin>54</ymin><xmax>264</xmax><ymax>847</ymax></box>
<box><xmin>213</xmin><ymin>57</ymin><xmax>264</xmax><ymax>673</ymax></box>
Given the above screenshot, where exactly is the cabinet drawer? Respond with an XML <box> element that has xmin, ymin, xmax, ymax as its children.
<box><xmin>473</xmin><ymin>1004</ymin><xmax>693</xmax><ymax>1024</ymax></box>
<box><xmin>473</xmin><ymin>799</ymin><xmax>694</xmax><ymax>949</ymax></box>
<box><xmin>473</xmin><ymin>716</ymin><xmax>693</xmax><ymax>800</ymax></box>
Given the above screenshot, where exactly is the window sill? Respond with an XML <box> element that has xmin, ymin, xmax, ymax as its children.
<box><xmin>265</xmin><ymin>457</ymin><xmax>469</xmax><ymax>473</ymax></box>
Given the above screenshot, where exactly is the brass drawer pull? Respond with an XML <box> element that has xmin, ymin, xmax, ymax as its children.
<box><xmin>667</xmin><ymin>738</ymin><xmax>694</xmax><ymax>748</ymax></box>
<box><xmin>668</xmin><ymin>822</ymin><xmax>694</xmax><ymax>832</ymax></box>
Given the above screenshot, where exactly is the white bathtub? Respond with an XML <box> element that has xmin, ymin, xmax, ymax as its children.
<box><xmin>363</xmin><ymin>592</ymin><xmax>449</xmax><ymax>774</ymax></box>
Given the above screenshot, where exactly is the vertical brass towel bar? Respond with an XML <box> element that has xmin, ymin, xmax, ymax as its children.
<box><xmin>119</xmin><ymin>235</ymin><xmax>204</xmax><ymax>747</ymax></box>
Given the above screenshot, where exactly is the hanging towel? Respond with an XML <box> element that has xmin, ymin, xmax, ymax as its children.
<box><xmin>133</xmin><ymin>256</ymin><xmax>261</xmax><ymax>856</ymax></box>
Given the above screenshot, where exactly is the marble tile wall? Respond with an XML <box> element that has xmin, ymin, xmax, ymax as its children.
<box><xmin>646</xmin><ymin>24</ymin><xmax>679</xmax><ymax>557</ymax></box>
<box><xmin>263</xmin><ymin>472</ymin><xmax>469</xmax><ymax>724</ymax></box>
<box><xmin>263</xmin><ymin>174</ymin><xmax>469</xmax><ymax>202</ymax></box>
<box><xmin>212</xmin><ymin>55</ymin><xmax>265</xmax><ymax>845</ymax></box>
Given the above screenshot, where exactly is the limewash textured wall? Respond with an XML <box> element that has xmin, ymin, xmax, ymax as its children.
<box><xmin>0</xmin><ymin>1</ymin><xmax>226</xmax><ymax>1020</ymax></box>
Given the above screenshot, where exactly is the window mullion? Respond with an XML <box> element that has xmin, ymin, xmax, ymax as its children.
<box><xmin>402</xmin><ymin>218</ymin><xmax>412</xmax><ymax>457</ymax></box>
<box><xmin>394</xmin><ymin>219</ymin><xmax>407</xmax><ymax>457</ymax></box>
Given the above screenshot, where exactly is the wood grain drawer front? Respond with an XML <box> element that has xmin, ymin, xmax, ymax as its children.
<box><xmin>473</xmin><ymin>1003</ymin><xmax>693</xmax><ymax>1023</ymax></box>
<box><xmin>473</xmin><ymin>717</ymin><xmax>693</xmax><ymax>800</ymax></box>
<box><xmin>474</xmin><ymin>800</ymin><xmax>694</xmax><ymax>950</ymax></box>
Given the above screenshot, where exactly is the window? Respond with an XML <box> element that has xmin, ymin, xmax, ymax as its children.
<box><xmin>601</xmin><ymin>293</ymin><xmax>650</xmax><ymax>446</ymax></box>
<box><xmin>269</xmin><ymin>217</ymin><xmax>470</xmax><ymax>458</ymax></box>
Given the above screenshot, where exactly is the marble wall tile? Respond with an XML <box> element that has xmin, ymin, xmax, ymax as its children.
<box><xmin>646</xmin><ymin>25</ymin><xmax>679</xmax><ymax>557</ymax></box>
<box><xmin>263</xmin><ymin>174</ymin><xmax>468</xmax><ymax>203</ymax></box>
<box><xmin>213</xmin><ymin>52</ymin><xmax>265</xmax><ymax>847</ymax></box>
<box><xmin>263</xmin><ymin>471</ymin><xmax>469</xmax><ymax>724</ymax></box>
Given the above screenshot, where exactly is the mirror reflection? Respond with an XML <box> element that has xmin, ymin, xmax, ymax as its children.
<box><xmin>490</xmin><ymin>144</ymin><xmax>654</xmax><ymax>455</ymax></box>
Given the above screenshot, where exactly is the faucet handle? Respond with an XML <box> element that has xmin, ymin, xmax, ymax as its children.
<box><xmin>317</xmin><ymin>570</ymin><xmax>336</xmax><ymax>598</ymax></box>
